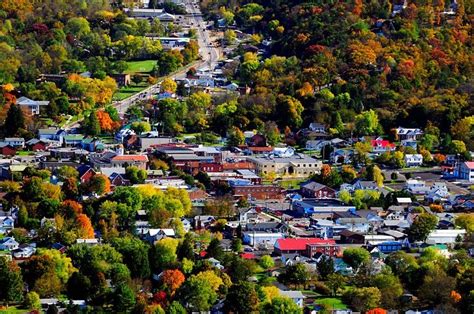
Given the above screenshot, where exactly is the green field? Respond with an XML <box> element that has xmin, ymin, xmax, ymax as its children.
<box><xmin>125</xmin><ymin>60</ymin><xmax>157</xmax><ymax>74</ymax></box>
<box><xmin>0</xmin><ymin>307</ymin><xmax>29</xmax><ymax>314</ymax></box>
<box><xmin>314</xmin><ymin>297</ymin><xmax>347</xmax><ymax>310</ymax></box>
<box><xmin>112</xmin><ymin>83</ymin><xmax>149</xmax><ymax>101</ymax></box>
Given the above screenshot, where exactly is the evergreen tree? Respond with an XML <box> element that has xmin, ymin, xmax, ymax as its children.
<box><xmin>4</xmin><ymin>104</ymin><xmax>25</xmax><ymax>136</ymax></box>
<box><xmin>0</xmin><ymin>256</ymin><xmax>24</xmax><ymax>305</ymax></box>
<box><xmin>85</xmin><ymin>111</ymin><xmax>100</xmax><ymax>136</ymax></box>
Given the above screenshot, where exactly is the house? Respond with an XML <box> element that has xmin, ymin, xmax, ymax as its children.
<box><xmin>77</xmin><ymin>165</ymin><xmax>96</xmax><ymax>184</ymax></box>
<box><xmin>16</xmin><ymin>96</ymin><xmax>49</xmax><ymax>115</ymax></box>
<box><xmin>0</xmin><ymin>216</ymin><xmax>14</xmax><ymax>234</ymax></box>
<box><xmin>194</xmin><ymin>215</ymin><xmax>216</xmax><ymax>229</ymax></box>
<box><xmin>371</xmin><ymin>139</ymin><xmax>396</xmax><ymax>154</ymax></box>
<box><xmin>374</xmin><ymin>241</ymin><xmax>403</xmax><ymax>253</ymax></box>
<box><xmin>248</xmin><ymin>134</ymin><xmax>267</xmax><ymax>147</ymax></box>
<box><xmin>279</xmin><ymin>290</ymin><xmax>306</xmax><ymax>308</ymax></box>
<box><xmin>405</xmin><ymin>179</ymin><xmax>428</xmax><ymax>194</ymax></box>
<box><xmin>352</xmin><ymin>180</ymin><xmax>380</xmax><ymax>191</ymax></box>
<box><xmin>305</xmin><ymin>140</ymin><xmax>328</xmax><ymax>151</ymax></box>
<box><xmin>330</xmin><ymin>149</ymin><xmax>353</xmax><ymax>164</ymax></box>
<box><xmin>405</xmin><ymin>154</ymin><xmax>423</xmax><ymax>167</ymax></box>
<box><xmin>274</xmin><ymin>238</ymin><xmax>339</xmax><ymax>257</ymax></box>
<box><xmin>242</xmin><ymin>232</ymin><xmax>283</xmax><ymax>248</ymax></box>
<box><xmin>81</xmin><ymin>138</ymin><xmax>104</xmax><ymax>152</ymax></box>
<box><xmin>338</xmin><ymin>230</ymin><xmax>365</xmax><ymax>244</ymax></box>
<box><xmin>64</xmin><ymin>135</ymin><xmax>85</xmax><ymax>146</ymax></box>
<box><xmin>26</xmin><ymin>139</ymin><xmax>49</xmax><ymax>151</ymax></box>
<box><xmin>426</xmin><ymin>229</ymin><xmax>466</xmax><ymax>244</ymax></box>
<box><xmin>273</xmin><ymin>147</ymin><xmax>295</xmax><ymax>158</ymax></box>
<box><xmin>38</xmin><ymin>128</ymin><xmax>66</xmax><ymax>142</ymax></box>
<box><xmin>157</xmin><ymin>37</ymin><xmax>191</xmax><ymax>50</ymax></box>
<box><xmin>308</xmin><ymin>122</ymin><xmax>326</xmax><ymax>133</ymax></box>
<box><xmin>0</xmin><ymin>237</ymin><xmax>19</xmax><ymax>251</ymax></box>
<box><xmin>401</xmin><ymin>139</ymin><xmax>418</xmax><ymax>150</ymax></box>
<box><xmin>239</xmin><ymin>207</ymin><xmax>259</xmax><ymax>222</ymax></box>
<box><xmin>110</xmin><ymin>154</ymin><xmax>148</xmax><ymax>169</ymax></box>
<box><xmin>146</xmin><ymin>229</ymin><xmax>176</xmax><ymax>243</ymax></box>
<box><xmin>3</xmin><ymin>138</ymin><xmax>25</xmax><ymax>148</ymax></box>
<box><xmin>457</xmin><ymin>161</ymin><xmax>474</xmax><ymax>182</ymax></box>
<box><xmin>207</xmin><ymin>257</ymin><xmax>224</xmax><ymax>270</ymax></box>
<box><xmin>293</xmin><ymin>199</ymin><xmax>355</xmax><ymax>216</ymax></box>
<box><xmin>12</xmin><ymin>244</ymin><xmax>36</xmax><ymax>259</ymax></box>
<box><xmin>0</xmin><ymin>144</ymin><xmax>16</xmax><ymax>156</ymax></box>
<box><xmin>395</xmin><ymin>127</ymin><xmax>423</xmax><ymax>141</ymax></box>
<box><xmin>300</xmin><ymin>181</ymin><xmax>336</xmax><ymax>199</ymax></box>
<box><xmin>246</xmin><ymin>222</ymin><xmax>287</xmax><ymax>233</ymax></box>
<box><xmin>425</xmin><ymin>182</ymin><xmax>450</xmax><ymax>202</ymax></box>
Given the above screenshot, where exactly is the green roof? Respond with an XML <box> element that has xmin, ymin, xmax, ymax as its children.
<box><xmin>64</xmin><ymin>135</ymin><xmax>85</xmax><ymax>141</ymax></box>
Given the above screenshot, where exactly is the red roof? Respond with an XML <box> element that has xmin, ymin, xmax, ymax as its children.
<box><xmin>240</xmin><ymin>253</ymin><xmax>256</xmax><ymax>259</ymax></box>
<box><xmin>276</xmin><ymin>238</ymin><xmax>336</xmax><ymax>250</ymax></box>
<box><xmin>464</xmin><ymin>161</ymin><xmax>474</xmax><ymax>169</ymax></box>
<box><xmin>371</xmin><ymin>139</ymin><xmax>395</xmax><ymax>148</ymax></box>
<box><xmin>112</xmin><ymin>155</ymin><xmax>148</xmax><ymax>162</ymax></box>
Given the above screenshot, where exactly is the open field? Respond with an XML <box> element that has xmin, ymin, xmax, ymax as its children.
<box><xmin>125</xmin><ymin>60</ymin><xmax>157</xmax><ymax>74</ymax></box>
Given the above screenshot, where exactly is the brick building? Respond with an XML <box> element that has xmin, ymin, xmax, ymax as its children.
<box><xmin>274</xmin><ymin>238</ymin><xmax>339</xmax><ymax>257</ymax></box>
<box><xmin>232</xmin><ymin>185</ymin><xmax>283</xmax><ymax>200</ymax></box>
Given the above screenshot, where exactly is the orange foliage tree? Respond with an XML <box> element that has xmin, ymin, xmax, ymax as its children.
<box><xmin>62</xmin><ymin>199</ymin><xmax>82</xmax><ymax>216</ymax></box>
<box><xmin>76</xmin><ymin>214</ymin><xmax>94</xmax><ymax>238</ymax></box>
<box><xmin>161</xmin><ymin>269</ymin><xmax>185</xmax><ymax>294</ymax></box>
<box><xmin>97</xmin><ymin>111</ymin><xmax>118</xmax><ymax>133</ymax></box>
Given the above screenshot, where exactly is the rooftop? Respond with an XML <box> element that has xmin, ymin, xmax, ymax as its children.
<box><xmin>276</xmin><ymin>238</ymin><xmax>336</xmax><ymax>250</ymax></box>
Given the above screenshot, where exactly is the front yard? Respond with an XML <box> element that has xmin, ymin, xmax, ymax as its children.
<box><xmin>125</xmin><ymin>60</ymin><xmax>158</xmax><ymax>74</ymax></box>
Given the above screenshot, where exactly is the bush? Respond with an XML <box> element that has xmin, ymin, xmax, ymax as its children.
<box><xmin>314</xmin><ymin>282</ymin><xmax>331</xmax><ymax>295</ymax></box>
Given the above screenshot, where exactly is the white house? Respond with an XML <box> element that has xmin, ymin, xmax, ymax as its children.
<box><xmin>0</xmin><ymin>237</ymin><xmax>19</xmax><ymax>251</ymax></box>
<box><xmin>272</xmin><ymin>147</ymin><xmax>295</xmax><ymax>158</ymax></box>
<box><xmin>426</xmin><ymin>229</ymin><xmax>466</xmax><ymax>244</ymax></box>
<box><xmin>16</xmin><ymin>96</ymin><xmax>49</xmax><ymax>115</ymax></box>
<box><xmin>3</xmin><ymin>138</ymin><xmax>25</xmax><ymax>148</ymax></box>
<box><xmin>279</xmin><ymin>290</ymin><xmax>306</xmax><ymax>308</ymax></box>
<box><xmin>404</xmin><ymin>154</ymin><xmax>423</xmax><ymax>167</ymax></box>
<box><xmin>308</xmin><ymin>123</ymin><xmax>326</xmax><ymax>133</ymax></box>
<box><xmin>425</xmin><ymin>182</ymin><xmax>450</xmax><ymax>202</ymax></box>
<box><xmin>242</xmin><ymin>232</ymin><xmax>283</xmax><ymax>248</ymax></box>
<box><xmin>395</xmin><ymin>127</ymin><xmax>423</xmax><ymax>140</ymax></box>
<box><xmin>405</xmin><ymin>179</ymin><xmax>429</xmax><ymax>194</ymax></box>
<box><xmin>457</xmin><ymin>161</ymin><xmax>474</xmax><ymax>182</ymax></box>
<box><xmin>146</xmin><ymin>228</ymin><xmax>176</xmax><ymax>243</ymax></box>
<box><xmin>0</xmin><ymin>216</ymin><xmax>14</xmax><ymax>234</ymax></box>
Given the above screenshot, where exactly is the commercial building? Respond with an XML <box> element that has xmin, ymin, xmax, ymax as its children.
<box><xmin>247</xmin><ymin>154</ymin><xmax>322</xmax><ymax>178</ymax></box>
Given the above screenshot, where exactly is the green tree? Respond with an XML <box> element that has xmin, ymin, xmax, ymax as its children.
<box><xmin>279</xmin><ymin>263</ymin><xmax>309</xmax><ymax>288</ymax></box>
<box><xmin>262</xmin><ymin>296</ymin><xmax>302</xmax><ymax>314</ymax></box>
<box><xmin>57</xmin><ymin>166</ymin><xmax>79</xmax><ymax>181</ymax></box>
<box><xmin>224</xmin><ymin>29</ymin><xmax>237</xmax><ymax>44</ymax></box>
<box><xmin>342</xmin><ymin>247</ymin><xmax>370</xmax><ymax>272</ymax></box>
<box><xmin>316</xmin><ymin>256</ymin><xmax>334</xmax><ymax>280</ymax></box>
<box><xmin>85</xmin><ymin>111</ymin><xmax>101</xmax><ymax>136</ymax></box>
<box><xmin>354</xmin><ymin>110</ymin><xmax>381</xmax><ymax>135</ymax></box>
<box><xmin>152</xmin><ymin>238</ymin><xmax>179</xmax><ymax>271</ymax></box>
<box><xmin>4</xmin><ymin>104</ymin><xmax>25</xmax><ymax>136</ymax></box>
<box><xmin>408</xmin><ymin>213</ymin><xmax>438</xmax><ymax>242</ymax></box>
<box><xmin>454</xmin><ymin>214</ymin><xmax>474</xmax><ymax>233</ymax></box>
<box><xmin>343</xmin><ymin>287</ymin><xmax>381</xmax><ymax>312</ymax></box>
<box><xmin>206</xmin><ymin>238</ymin><xmax>224</xmax><ymax>260</ymax></box>
<box><xmin>224</xmin><ymin>282</ymin><xmax>260</xmax><ymax>313</ymax></box>
<box><xmin>179</xmin><ymin>276</ymin><xmax>217</xmax><ymax>312</ymax></box>
<box><xmin>373</xmin><ymin>269</ymin><xmax>403</xmax><ymax>308</ymax></box>
<box><xmin>168</xmin><ymin>301</ymin><xmax>186</xmax><ymax>314</ymax></box>
<box><xmin>231</xmin><ymin>238</ymin><xmax>243</xmax><ymax>253</ymax></box>
<box><xmin>113</xmin><ymin>283</ymin><xmax>136</xmax><ymax>312</ymax></box>
<box><xmin>111</xmin><ymin>236</ymin><xmax>150</xmax><ymax>278</ymax></box>
<box><xmin>125</xmin><ymin>166</ymin><xmax>147</xmax><ymax>184</ymax></box>
<box><xmin>0</xmin><ymin>256</ymin><xmax>24</xmax><ymax>305</ymax></box>
<box><xmin>24</xmin><ymin>291</ymin><xmax>40</xmax><ymax>310</ymax></box>
<box><xmin>264</xmin><ymin>122</ymin><xmax>281</xmax><ymax>146</ymax></box>
<box><xmin>449</xmin><ymin>140</ymin><xmax>467</xmax><ymax>154</ymax></box>
<box><xmin>260</xmin><ymin>255</ymin><xmax>275</xmax><ymax>270</ymax></box>
<box><xmin>326</xmin><ymin>273</ymin><xmax>346</xmax><ymax>296</ymax></box>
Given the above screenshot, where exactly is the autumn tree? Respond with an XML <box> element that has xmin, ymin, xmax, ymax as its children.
<box><xmin>162</xmin><ymin>269</ymin><xmax>185</xmax><ymax>294</ymax></box>
<box><xmin>88</xmin><ymin>174</ymin><xmax>111</xmax><ymax>196</ymax></box>
<box><xmin>75</xmin><ymin>214</ymin><xmax>94</xmax><ymax>238</ymax></box>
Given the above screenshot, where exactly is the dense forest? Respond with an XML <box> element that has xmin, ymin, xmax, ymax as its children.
<box><xmin>196</xmin><ymin>0</ymin><xmax>473</xmax><ymax>149</ymax></box>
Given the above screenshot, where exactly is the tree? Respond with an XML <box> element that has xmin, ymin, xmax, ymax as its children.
<box><xmin>161</xmin><ymin>78</ymin><xmax>177</xmax><ymax>93</ymax></box>
<box><xmin>224</xmin><ymin>29</ymin><xmax>237</xmax><ymax>44</ymax></box>
<box><xmin>206</xmin><ymin>238</ymin><xmax>224</xmax><ymax>260</ymax></box>
<box><xmin>354</xmin><ymin>110</ymin><xmax>381</xmax><ymax>135</ymax></box>
<box><xmin>227</xmin><ymin>126</ymin><xmax>245</xmax><ymax>147</ymax></box>
<box><xmin>130</xmin><ymin>121</ymin><xmax>151</xmax><ymax>134</ymax></box>
<box><xmin>343</xmin><ymin>287</ymin><xmax>381</xmax><ymax>312</ymax></box>
<box><xmin>132</xmin><ymin>74</ymin><xmax>143</xmax><ymax>85</ymax></box>
<box><xmin>224</xmin><ymin>282</ymin><xmax>260</xmax><ymax>314</ymax></box>
<box><xmin>373</xmin><ymin>269</ymin><xmax>403</xmax><ymax>308</ymax></box>
<box><xmin>125</xmin><ymin>166</ymin><xmax>147</xmax><ymax>184</ymax></box>
<box><xmin>264</xmin><ymin>121</ymin><xmax>281</xmax><ymax>146</ymax></box>
<box><xmin>112</xmin><ymin>236</ymin><xmax>150</xmax><ymax>278</ymax></box>
<box><xmin>408</xmin><ymin>213</ymin><xmax>438</xmax><ymax>242</ymax></box>
<box><xmin>262</xmin><ymin>296</ymin><xmax>302</xmax><ymax>314</ymax></box>
<box><xmin>354</xmin><ymin>141</ymin><xmax>372</xmax><ymax>165</ymax></box>
<box><xmin>75</xmin><ymin>214</ymin><xmax>94</xmax><ymax>239</ymax></box>
<box><xmin>231</xmin><ymin>238</ymin><xmax>243</xmax><ymax>253</ymax></box>
<box><xmin>454</xmin><ymin>214</ymin><xmax>474</xmax><ymax>233</ymax></box>
<box><xmin>178</xmin><ymin>276</ymin><xmax>217</xmax><ymax>312</ymax></box>
<box><xmin>152</xmin><ymin>238</ymin><xmax>179</xmax><ymax>271</ymax></box>
<box><xmin>88</xmin><ymin>174</ymin><xmax>111</xmax><ymax>196</ymax></box>
<box><xmin>449</xmin><ymin>140</ymin><xmax>467</xmax><ymax>154</ymax></box>
<box><xmin>279</xmin><ymin>263</ymin><xmax>309</xmax><ymax>288</ymax></box>
<box><xmin>168</xmin><ymin>301</ymin><xmax>186</xmax><ymax>314</ymax></box>
<box><xmin>162</xmin><ymin>269</ymin><xmax>185</xmax><ymax>293</ymax></box>
<box><xmin>113</xmin><ymin>283</ymin><xmax>136</xmax><ymax>312</ymax></box>
<box><xmin>326</xmin><ymin>273</ymin><xmax>346</xmax><ymax>296</ymax></box>
<box><xmin>4</xmin><ymin>104</ymin><xmax>25</xmax><ymax>136</ymax></box>
<box><xmin>372</xmin><ymin>165</ymin><xmax>384</xmax><ymax>187</ymax></box>
<box><xmin>24</xmin><ymin>291</ymin><xmax>40</xmax><ymax>310</ymax></box>
<box><xmin>84</xmin><ymin>111</ymin><xmax>101</xmax><ymax>136</ymax></box>
<box><xmin>418</xmin><ymin>269</ymin><xmax>456</xmax><ymax>306</ymax></box>
<box><xmin>0</xmin><ymin>256</ymin><xmax>24</xmax><ymax>305</ymax></box>
<box><xmin>192</xmin><ymin>271</ymin><xmax>223</xmax><ymax>291</ymax></box>
<box><xmin>260</xmin><ymin>255</ymin><xmax>275</xmax><ymax>270</ymax></box>
<box><xmin>97</xmin><ymin>110</ymin><xmax>116</xmax><ymax>133</ymax></box>
<box><xmin>343</xmin><ymin>248</ymin><xmax>370</xmax><ymax>272</ymax></box>
<box><xmin>57</xmin><ymin>166</ymin><xmax>79</xmax><ymax>181</ymax></box>
<box><xmin>317</xmin><ymin>256</ymin><xmax>334</xmax><ymax>280</ymax></box>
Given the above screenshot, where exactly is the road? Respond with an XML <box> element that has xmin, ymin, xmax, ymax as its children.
<box><xmin>65</xmin><ymin>0</ymin><xmax>221</xmax><ymax>127</ymax></box>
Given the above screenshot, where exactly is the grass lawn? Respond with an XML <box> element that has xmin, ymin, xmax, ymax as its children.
<box><xmin>16</xmin><ymin>151</ymin><xmax>34</xmax><ymax>156</ymax></box>
<box><xmin>113</xmin><ymin>83</ymin><xmax>149</xmax><ymax>101</ymax></box>
<box><xmin>125</xmin><ymin>60</ymin><xmax>158</xmax><ymax>74</ymax></box>
<box><xmin>279</xmin><ymin>178</ymin><xmax>306</xmax><ymax>189</ymax></box>
<box><xmin>314</xmin><ymin>297</ymin><xmax>347</xmax><ymax>310</ymax></box>
<box><xmin>0</xmin><ymin>306</ymin><xmax>30</xmax><ymax>314</ymax></box>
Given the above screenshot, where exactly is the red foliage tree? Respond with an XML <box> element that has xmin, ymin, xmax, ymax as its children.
<box><xmin>76</xmin><ymin>214</ymin><xmax>94</xmax><ymax>238</ymax></box>
<box><xmin>162</xmin><ymin>269</ymin><xmax>185</xmax><ymax>293</ymax></box>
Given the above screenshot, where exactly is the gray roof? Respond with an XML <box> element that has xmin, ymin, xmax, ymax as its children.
<box><xmin>301</xmin><ymin>181</ymin><xmax>331</xmax><ymax>191</ymax></box>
